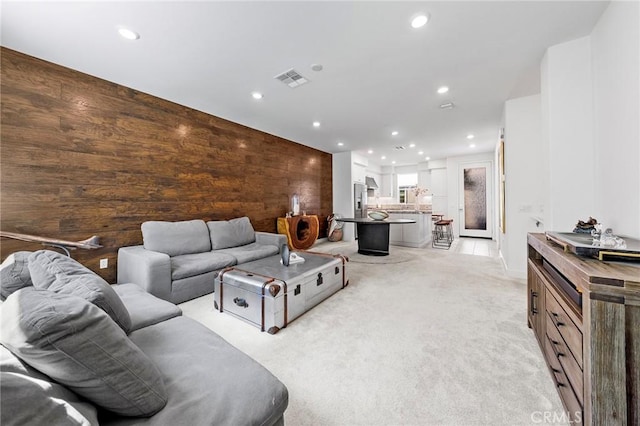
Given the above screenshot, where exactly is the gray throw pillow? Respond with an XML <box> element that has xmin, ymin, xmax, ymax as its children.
<box><xmin>0</xmin><ymin>288</ymin><xmax>168</xmax><ymax>417</ymax></box>
<box><xmin>1</xmin><ymin>345</ymin><xmax>99</xmax><ymax>426</ymax></box>
<box><xmin>27</xmin><ymin>250</ymin><xmax>132</xmax><ymax>333</ymax></box>
<box><xmin>142</xmin><ymin>219</ymin><xmax>211</xmax><ymax>256</ymax></box>
<box><xmin>208</xmin><ymin>216</ymin><xmax>256</xmax><ymax>250</ymax></box>
<box><xmin>0</xmin><ymin>251</ymin><xmax>33</xmax><ymax>301</ymax></box>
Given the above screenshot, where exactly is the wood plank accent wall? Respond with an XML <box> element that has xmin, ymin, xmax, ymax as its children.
<box><xmin>1</xmin><ymin>48</ymin><xmax>333</xmax><ymax>283</ymax></box>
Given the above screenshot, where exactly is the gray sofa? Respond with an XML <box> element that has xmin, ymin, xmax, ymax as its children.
<box><xmin>0</xmin><ymin>250</ymin><xmax>288</xmax><ymax>426</ymax></box>
<box><xmin>118</xmin><ymin>217</ymin><xmax>287</xmax><ymax>304</ymax></box>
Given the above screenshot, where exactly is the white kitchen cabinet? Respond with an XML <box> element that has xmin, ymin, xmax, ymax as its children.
<box><xmin>402</xmin><ymin>219</ymin><xmax>422</xmax><ymax>244</ymax></box>
<box><xmin>388</xmin><ymin>213</ymin><xmax>404</xmax><ymax>243</ymax></box>
<box><xmin>352</xmin><ymin>163</ymin><xmax>366</xmax><ymax>184</ymax></box>
<box><xmin>388</xmin><ymin>213</ymin><xmax>431</xmax><ymax>247</ymax></box>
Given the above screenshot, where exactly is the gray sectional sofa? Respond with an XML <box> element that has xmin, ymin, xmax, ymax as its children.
<box><xmin>118</xmin><ymin>217</ymin><xmax>287</xmax><ymax>304</ymax></box>
<box><xmin>0</xmin><ymin>250</ymin><xmax>288</xmax><ymax>426</ymax></box>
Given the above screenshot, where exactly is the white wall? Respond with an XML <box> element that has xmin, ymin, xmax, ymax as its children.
<box><xmin>332</xmin><ymin>151</ymin><xmax>355</xmax><ymax>241</ymax></box>
<box><xmin>591</xmin><ymin>0</ymin><xmax>640</xmax><ymax>238</ymax></box>
<box><xmin>541</xmin><ymin>36</ymin><xmax>595</xmax><ymax>232</ymax></box>
<box><xmin>428</xmin><ymin>159</ymin><xmax>448</xmax><ymax>216</ymax></box>
<box><xmin>539</xmin><ymin>1</ymin><xmax>639</xmax><ymax>240</ymax></box>
<box><xmin>501</xmin><ymin>94</ymin><xmax>544</xmax><ymax>277</ymax></box>
<box><xmin>498</xmin><ymin>0</ymin><xmax>640</xmax><ymax>278</ymax></box>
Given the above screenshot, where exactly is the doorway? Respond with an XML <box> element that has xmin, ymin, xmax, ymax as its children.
<box><xmin>458</xmin><ymin>162</ymin><xmax>493</xmax><ymax>238</ymax></box>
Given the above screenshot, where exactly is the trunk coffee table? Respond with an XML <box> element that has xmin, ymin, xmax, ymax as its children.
<box><xmin>336</xmin><ymin>217</ymin><xmax>416</xmax><ymax>256</ymax></box>
<box><xmin>214</xmin><ymin>251</ymin><xmax>348</xmax><ymax>334</ymax></box>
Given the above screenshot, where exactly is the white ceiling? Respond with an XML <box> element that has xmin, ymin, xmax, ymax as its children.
<box><xmin>1</xmin><ymin>1</ymin><xmax>609</xmax><ymax>167</ymax></box>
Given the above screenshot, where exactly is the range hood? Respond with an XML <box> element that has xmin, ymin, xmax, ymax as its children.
<box><xmin>365</xmin><ymin>176</ymin><xmax>378</xmax><ymax>189</ymax></box>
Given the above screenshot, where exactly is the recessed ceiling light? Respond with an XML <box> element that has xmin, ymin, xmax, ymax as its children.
<box><xmin>469</xmin><ymin>144</ymin><xmax>476</xmax><ymax>148</ymax></box>
<box><xmin>409</xmin><ymin>143</ymin><xmax>416</xmax><ymax>148</ymax></box>
<box><xmin>391</xmin><ymin>131</ymin><xmax>399</xmax><ymax>136</ymax></box>
<box><xmin>437</xmin><ymin>86</ymin><xmax>449</xmax><ymax>94</ymax></box>
<box><xmin>467</xmin><ymin>134</ymin><xmax>475</xmax><ymax>139</ymax></box>
<box><xmin>411</xmin><ymin>14</ymin><xmax>429</xmax><ymax>29</ymax></box>
<box><xmin>251</xmin><ymin>92</ymin><xmax>263</xmax><ymax>100</ymax></box>
<box><xmin>337</xmin><ymin>142</ymin><xmax>344</xmax><ymax>146</ymax></box>
<box><xmin>368</xmin><ymin>150</ymin><xmax>373</xmax><ymax>154</ymax></box>
<box><xmin>381</xmin><ymin>156</ymin><xmax>386</xmax><ymax>160</ymax></box>
<box><xmin>391</xmin><ymin>161</ymin><xmax>396</xmax><ymax>164</ymax></box>
<box><xmin>118</xmin><ymin>28</ymin><xmax>140</xmax><ymax>40</ymax></box>
<box><xmin>418</xmin><ymin>151</ymin><xmax>424</xmax><ymax>155</ymax></box>
<box><xmin>439</xmin><ymin>102</ymin><xmax>455</xmax><ymax>109</ymax></box>
<box><xmin>425</xmin><ymin>156</ymin><xmax>431</xmax><ymax>161</ymax></box>
<box><xmin>313</xmin><ymin>121</ymin><xmax>320</xmax><ymax>128</ymax></box>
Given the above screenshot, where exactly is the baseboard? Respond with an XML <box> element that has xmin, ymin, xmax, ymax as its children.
<box><xmin>498</xmin><ymin>252</ymin><xmax>526</xmax><ymax>280</ymax></box>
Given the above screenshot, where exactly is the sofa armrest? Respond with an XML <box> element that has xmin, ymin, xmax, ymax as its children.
<box><xmin>112</xmin><ymin>283</ymin><xmax>182</xmax><ymax>331</ymax></box>
<box><xmin>117</xmin><ymin>246</ymin><xmax>172</xmax><ymax>302</ymax></box>
<box><xmin>255</xmin><ymin>232</ymin><xmax>287</xmax><ymax>251</ymax></box>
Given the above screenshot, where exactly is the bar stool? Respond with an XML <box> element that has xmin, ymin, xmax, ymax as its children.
<box><xmin>432</xmin><ymin>213</ymin><xmax>444</xmax><ymax>222</ymax></box>
<box><xmin>432</xmin><ymin>219</ymin><xmax>453</xmax><ymax>249</ymax></box>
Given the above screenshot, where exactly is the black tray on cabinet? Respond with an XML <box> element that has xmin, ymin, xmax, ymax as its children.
<box><xmin>542</xmin><ymin>259</ymin><xmax>582</xmax><ymax>309</ymax></box>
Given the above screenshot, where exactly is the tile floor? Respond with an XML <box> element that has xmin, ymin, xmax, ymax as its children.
<box><xmin>448</xmin><ymin>237</ymin><xmax>499</xmax><ymax>258</ymax></box>
<box><xmin>316</xmin><ymin>236</ymin><xmax>500</xmax><ymax>259</ymax></box>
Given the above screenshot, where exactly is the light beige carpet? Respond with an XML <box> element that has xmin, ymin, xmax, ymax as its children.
<box><xmin>179</xmin><ymin>241</ymin><xmax>566</xmax><ymax>426</ymax></box>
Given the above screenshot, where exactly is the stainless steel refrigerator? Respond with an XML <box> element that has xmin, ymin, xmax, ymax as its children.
<box><xmin>354</xmin><ymin>183</ymin><xmax>367</xmax><ymax>237</ymax></box>
<box><xmin>354</xmin><ymin>183</ymin><xmax>367</xmax><ymax>218</ymax></box>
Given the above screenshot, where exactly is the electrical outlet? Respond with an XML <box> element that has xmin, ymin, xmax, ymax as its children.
<box><xmin>100</xmin><ymin>258</ymin><xmax>108</xmax><ymax>269</ymax></box>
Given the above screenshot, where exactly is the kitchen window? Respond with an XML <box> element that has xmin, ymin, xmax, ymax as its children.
<box><xmin>397</xmin><ymin>173</ymin><xmax>418</xmax><ymax>204</ymax></box>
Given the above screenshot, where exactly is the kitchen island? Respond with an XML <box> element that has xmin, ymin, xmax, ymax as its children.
<box><xmin>387</xmin><ymin>211</ymin><xmax>432</xmax><ymax>248</ymax></box>
<box><xmin>336</xmin><ymin>217</ymin><xmax>416</xmax><ymax>256</ymax></box>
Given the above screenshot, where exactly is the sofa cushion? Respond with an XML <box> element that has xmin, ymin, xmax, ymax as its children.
<box><xmin>113</xmin><ymin>283</ymin><xmax>182</xmax><ymax>331</ymax></box>
<box><xmin>216</xmin><ymin>242</ymin><xmax>280</xmax><ymax>264</ymax></box>
<box><xmin>0</xmin><ymin>251</ymin><xmax>33</xmax><ymax>301</ymax></box>
<box><xmin>1</xmin><ymin>344</ymin><xmax>99</xmax><ymax>426</ymax></box>
<box><xmin>100</xmin><ymin>316</ymin><xmax>288</xmax><ymax>426</ymax></box>
<box><xmin>0</xmin><ymin>288</ymin><xmax>168</xmax><ymax>417</ymax></box>
<box><xmin>142</xmin><ymin>219</ymin><xmax>211</xmax><ymax>256</ymax></box>
<box><xmin>207</xmin><ymin>216</ymin><xmax>256</xmax><ymax>250</ymax></box>
<box><xmin>170</xmin><ymin>251</ymin><xmax>236</xmax><ymax>280</ymax></box>
<box><xmin>28</xmin><ymin>250</ymin><xmax>132</xmax><ymax>333</ymax></box>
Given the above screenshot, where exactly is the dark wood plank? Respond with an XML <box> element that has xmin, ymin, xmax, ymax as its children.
<box><xmin>1</xmin><ymin>47</ymin><xmax>333</xmax><ymax>282</ymax></box>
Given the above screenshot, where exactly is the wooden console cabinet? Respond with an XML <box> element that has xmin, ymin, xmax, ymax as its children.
<box><xmin>527</xmin><ymin>233</ymin><xmax>639</xmax><ymax>425</ymax></box>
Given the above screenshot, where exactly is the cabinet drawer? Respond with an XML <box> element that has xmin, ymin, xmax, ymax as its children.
<box><xmin>543</xmin><ymin>337</ymin><xmax>583</xmax><ymax>425</ymax></box>
<box><xmin>545</xmin><ymin>290</ymin><xmax>583</xmax><ymax>368</ymax></box>
<box><xmin>546</xmin><ymin>313</ymin><xmax>583</xmax><ymax>405</ymax></box>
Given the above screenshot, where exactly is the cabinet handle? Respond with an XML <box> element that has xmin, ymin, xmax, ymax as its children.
<box><xmin>550</xmin><ymin>340</ymin><xmax>565</xmax><ymax>356</ymax></box>
<box><xmin>530</xmin><ymin>290</ymin><xmax>538</xmax><ymax>314</ymax></box>
<box><xmin>551</xmin><ymin>312</ymin><xmax>565</xmax><ymax>327</ymax></box>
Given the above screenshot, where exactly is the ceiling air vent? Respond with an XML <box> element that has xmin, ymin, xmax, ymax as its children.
<box><xmin>274</xmin><ymin>68</ymin><xmax>309</xmax><ymax>88</ymax></box>
<box><xmin>395</xmin><ymin>146</ymin><xmax>406</xmax><ymax>150</ymax></box>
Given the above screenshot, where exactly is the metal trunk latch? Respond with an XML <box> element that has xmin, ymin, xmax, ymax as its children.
<box><xmin>233</xmin><ymin>297</ymin><xmax>248</xmax><ymax>308</ymax></box>
<box><xmin>316</xmin><ymin>272</ymin><xmax>323</xmax><ymax>286</ymax></box>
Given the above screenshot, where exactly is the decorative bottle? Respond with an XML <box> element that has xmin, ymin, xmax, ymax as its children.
<box><xmin>291</xmin><ymin>194</ymin><xmax>300</xmax><ymax>216</ymax></box>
